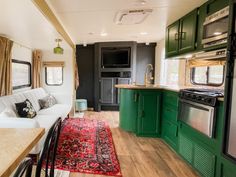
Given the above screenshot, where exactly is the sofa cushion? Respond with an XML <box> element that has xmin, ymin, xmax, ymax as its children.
<box><xmin>39</xmin><ymin>94</ymin><xmax>57</xmax><ymax>109</ymax></box>
<box><xmin>23</xmin><ymin>88</ymin><xmax>48</xmax><ymax>112</ymax></box>
<box><xmin>0</xmin><ymin>93</ymin><xmax>26</xmax><ymax>113</ymax></box>
<box><xmin>38</xmin><ymin>104</ymin><xmax>70</xmax><ymax>119</ymax></box>
<box><xmin>0</xmin><ymin>107</ymin><xmax>18</xmax><ymax>118</ymax></box>
<box><xmin>15</xmin><ymin>99</ymin><xmax>37</xmax><ymax>118</ymax></box>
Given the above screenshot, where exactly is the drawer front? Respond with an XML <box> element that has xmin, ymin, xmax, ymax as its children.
<box><xmin>162</xmin><ymin>120</ymin><xmax>178</xmax><ymax>149</ymax></box>
<box><xmin>163</xmin><ymin>91</ymin><xmax>179</xmax><ymax>108</ymax></box>
<box><xmin>162</xmin><ymin>106</ymin><xmax>178</xmax><ymax>123</ymax></box>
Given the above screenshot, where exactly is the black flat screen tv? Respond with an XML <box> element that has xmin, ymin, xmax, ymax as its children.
<box><xmin>101</xmin><ymin>47</ymin><xmax>131</xmax><ymax>68</ymax></box>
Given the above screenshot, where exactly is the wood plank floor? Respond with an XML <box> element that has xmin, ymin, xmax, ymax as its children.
<box><xmin>70</xmin><ymin>111</ymin><xmax>200</xmax><ymax>177</ymax></box>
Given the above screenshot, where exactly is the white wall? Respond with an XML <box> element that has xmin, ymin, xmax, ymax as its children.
<box><xmin>155</xmin><ymin>39</ymin><xmax>165</xmax><ymax>85</ymax></box>
<box><xmin>41</xmin><ymin>47</ymin><xmax>74</xmax><ymax>97</ymax></box>
<box><xmin>12</xmin><ymin>43</ymin><xmax>32</xmax><ymax>93</ymax></box>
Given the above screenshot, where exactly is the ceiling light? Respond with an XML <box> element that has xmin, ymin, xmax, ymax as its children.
<box><xmin>145</xmin><ymin>42</ymin><xmax>150</xmax><ymax>45</ymax></box>
<box><xmin>100</xmin><ymin>32</ymin><xmax>108</xmax><ymax>36</ymax></box>
<box><xmin>140</xmin><ymin>32</ymin><xmax>148</xmax><ymax>35</ymax></box>
<box><xmin>54</xmin><ymin>39</ymin><xmax>63</xmax><ymax>55</ymax></box>
<box><xmin>214</xmin><ymin>32</ymin><xmax>223</xmax><ymax>35</ymax></box>
<box><xmin>83</xmin><ymin>42</ymin><xmax>87</xmax><ymax>47</ymax></box>
<box><xmin>140</xmin><ymin>0</ymin><xmax>147</xmax><ymax>5</ymax></box>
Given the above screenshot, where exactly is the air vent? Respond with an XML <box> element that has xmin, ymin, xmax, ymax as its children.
<box><xmin>114</xmin><ymin>9</ymin><xmax>152</xmax><ymax>25</ymax></box>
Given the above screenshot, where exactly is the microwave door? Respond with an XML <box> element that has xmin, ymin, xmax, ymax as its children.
<box><xmin>224</xmin><ymin>0</ymin><xmax>236</xmax><ymax>161</ymax></box>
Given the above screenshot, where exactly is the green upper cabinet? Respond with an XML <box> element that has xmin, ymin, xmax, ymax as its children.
<box><xmin>119</xmin><ymin>89</ymin><xmax>138</xmax><ymax>132</ymax></box>
<box><xmin>137</xmin><ymin>90</ymin><xmax>161</xmax><ymax>137</ymax></box>
<box><xmin>179</xmin><ymin>9</ymin><xmax>198</xmax><ymax>54</ymax></box>
<box><xmin>166</xmin><ymin>21</ymin><xmax>180</xmax><ymax>57</ymax></box>
<box><xmin>166</xmin><ymin>8</ymin><xmax>198</xmax><ymax>58</ymax></box>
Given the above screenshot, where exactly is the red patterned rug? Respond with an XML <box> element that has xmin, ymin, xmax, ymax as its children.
<box><xmin>55</xmin><ymin>118</ymin><xmax>122</xmax><ymax>176</ymax></box>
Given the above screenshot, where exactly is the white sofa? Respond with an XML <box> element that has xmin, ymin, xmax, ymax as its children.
<box><xmin>0</xmin><ymin>88</ymin><xmax>72</xmax><ymax>154</ymax></box>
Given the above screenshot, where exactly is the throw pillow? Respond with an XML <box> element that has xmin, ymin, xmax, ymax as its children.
<box><xmin>15</xmin><ymin>99</ymin><xmax>37</xmax><ymax>118</ymax></box>
<box><xmin>38</xmin><ymin>94</ymin><xmax>57</xmax><ymax>109</ymax></box>
<box><xmin>0</xmin><ymin>107</ymin><xmax>18</xmax><ymax>118</ymax></box>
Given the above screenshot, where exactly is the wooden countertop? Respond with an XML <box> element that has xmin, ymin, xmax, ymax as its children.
<box><xmin>115</xmin><ymin>84</ymin><xmax>190</xmax><ymax>92</ymax></box>
<box><xmin>0</xmin><ymin>128</ymin><xmax>45</xmax><ymax>177</ymax></box>
<box><xmin>115</xmin><ymin>84</ymin><xmax>224</xmax><ymax>101</ymax></box>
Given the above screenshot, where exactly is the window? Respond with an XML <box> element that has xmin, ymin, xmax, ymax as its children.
<box><xmin>45</xmin><ymin>67</ymin><xmax>63</xmax><ymax>86</ymax></box>
<box><xmin>191</xmin><ymin>65</ymin><xmax>225</xmax><ymax>86</ymax></box>
<box><xmin>12</xmin><ymin>59</ymin><xmax>31</xmax><ymax>89</ymax></box>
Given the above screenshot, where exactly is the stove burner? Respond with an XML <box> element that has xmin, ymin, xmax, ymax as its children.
<box><xmin>179</xmin><ymin>88</ymin><xmax>224</xmax><ymax>107</ymax></box>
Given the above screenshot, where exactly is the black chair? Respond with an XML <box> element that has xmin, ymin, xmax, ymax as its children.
<box><xmin>35</xmin><ymin>117</ymin><xmax>62</xmax><ymax>177</ymax></box>
<box><xmin>13</xmin><ymin>158</ymin><xmax>33</xmax><ymax>177</ymax></box>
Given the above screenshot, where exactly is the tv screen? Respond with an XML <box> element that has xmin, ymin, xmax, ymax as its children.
<box><xmin>101</xmin><ymin>47</ymin><xmax>131</xmax><ymax>68</ymax></box>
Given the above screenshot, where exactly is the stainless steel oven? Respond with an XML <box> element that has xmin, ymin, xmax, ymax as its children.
<box><xmin>178</xmin><ymin>89</ymin><xmax>224</xmax><ymax>138</ymax></box>
<box><xmin>202</xmin><ymin>6</ymin><xmax>229</xmax><ymax>48</ymax></box>
<box><xmin>179</xmin><ymin>99</ymin><xmax>216</xmax><ymax>138</ymax></box>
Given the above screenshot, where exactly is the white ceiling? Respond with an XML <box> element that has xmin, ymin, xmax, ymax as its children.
<box><xmin>46</xmin><ymin>0</ymin><xmax>207</xmax><ymax>44</ymax></box>
<box><xmin>0</xmin><ymin>0</ymin><xmax>70</xmax><ymax>50</ymax></box>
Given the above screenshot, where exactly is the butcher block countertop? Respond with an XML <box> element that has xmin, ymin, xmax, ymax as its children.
<box><xmin>115</xmin><ymin>84</ymin><xmax>224</xmax><ymax>101</ymax></box>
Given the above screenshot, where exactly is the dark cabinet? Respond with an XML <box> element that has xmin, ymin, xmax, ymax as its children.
<box><xmin>179</xmin><ymin>9</ymin><xmax>198</xmax><ymax>54</ymax></box>
<box><xmin>119</xmin><ymin>89</ymin><xmax>138</xmax><ymax>132</ymax></box>
<box><xmin>137</xmin><ymin>91</ymin><xmax>161</xmax><ymax>137</ymax></box>
<box><xmin>166</xmin><ymin>21</ymin><xmax>180</xmax><ymax>57</ymax></box>
<box><xmin>119</xmin><ymin>89</ymin><xmax>161</xmax><ymax>137</ymax></box>
<box><xmin>166</xmin><ymin>9</ymin><xmax>198</xmax><ymax>58</ymax></box>
<box><xmin>178</xmin><ymin>133</ymin><xmax>216</xmax><ymax>177</ymax></box>
<box><xmin>161</xmin><ymin>91</ymin><xmax>179</xmax><ymax>150</ymax></box>
<box><xmin>100</xmin><ymin>78</ymin><xmax>116</xmax><ymax>104</ymax></box>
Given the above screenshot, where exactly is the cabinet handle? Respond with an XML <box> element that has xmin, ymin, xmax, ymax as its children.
<box><xmin>181</xmin><ymin>32</ymin><xmax>186</xmax><ymax>40</ymax></box>
<box><xmin>175</xmin><ymin>33</ymin><xmax>179</xmax><ymax>40</ymax></box>
<box><xmin>134</xmin><ymin>93</ymin><xmax>137</xmax><ymax>102</ymax></box>
<box><xmin>141</xmin><ymin>110</ymin><xmax>145</xmax><ymax>117</ymax></box>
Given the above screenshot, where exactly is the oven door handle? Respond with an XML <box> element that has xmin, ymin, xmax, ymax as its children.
<box><xmin>179</xmin><ymin>99</ymin><xmax>212</xmax><ymax>111</ymax></box>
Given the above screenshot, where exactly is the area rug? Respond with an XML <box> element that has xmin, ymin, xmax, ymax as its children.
<box><xmin>55</xmin><ymin>118</ymin><xmax>122</xmax><ymax>176</ymax></box>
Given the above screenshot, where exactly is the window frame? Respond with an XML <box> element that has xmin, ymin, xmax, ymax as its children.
<box><xmin>12</xmin><ymin>59</ymin><xmax>32</xmax><ymax>90</ymax></box>
<box><xmin>190</xmin><ymin>65</ymin><xmax>225</xmax><ymax>86</ymax></box>
<box><xmin>45</xmin><ymin>67</ymin><xmax>64</xmax><ymax>86</ymax></box>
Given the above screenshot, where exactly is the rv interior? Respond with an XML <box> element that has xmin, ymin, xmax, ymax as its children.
<box><xmin>0</xmin><ymin>0</ymin><xmax>236</xmax><ymax>177</ymax></box>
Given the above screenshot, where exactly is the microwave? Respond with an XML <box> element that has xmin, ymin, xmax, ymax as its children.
<box><xmin>202</xmin><ymin>6</ymin><xmax>229</xmax><ymax>48</ymax></box>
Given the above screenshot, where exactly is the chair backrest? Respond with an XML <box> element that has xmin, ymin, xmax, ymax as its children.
<box><xmin>13</xmin><ymin>158</ymin><xmax>33</xmax><ymax>177</ymax></box>
<box><xmin>35</xmin><ymin>118</ymin><xmax>62</xmax><ymax>177</ymax></box>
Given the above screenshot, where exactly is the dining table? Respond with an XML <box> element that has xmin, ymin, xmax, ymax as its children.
<box><xmin>0</xmin><ymin>128</ymin><xmax>45</xmax><ymax>177</ymax></box>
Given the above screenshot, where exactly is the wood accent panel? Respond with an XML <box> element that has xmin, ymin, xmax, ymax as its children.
<box><xmin>0</xmin><ymin>128</ymin><xmax>45</xmax><ymax>177</ymax></box>
<box><xmin>32</xmin><ymin>0</ymin><xmax>74</xmax><ymax>49</ymax></box>
<box><xmin>70</xmin><ymin>111</ymin><xmax>200</xmax><ymax>177</ymax></box>
<box><xmin>43</xmin><ymin>61</ymin><xmax>65</xmax><ymax>67</ymax></box>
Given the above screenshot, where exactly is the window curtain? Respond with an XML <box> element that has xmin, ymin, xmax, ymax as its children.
<box><xmin>32</xmin><ymin>50</ymin><xmax>42</xmax><ymax>88</ymax></box>
<box><xmin>75</xmin><ymin>61</ymin><xmax>79</xmax><ymax>89</ymax></box>
<box><xmin>187</xmin><ymin>59</ymin><xmax>226</xmax><ymax>68</ymax></box>
<box><xmin>0</xmin><ymin>36</ymin><xmax>13</xmax><ymax>96</ymax></box>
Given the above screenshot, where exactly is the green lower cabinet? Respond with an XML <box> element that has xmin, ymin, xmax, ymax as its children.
<box><xmin>136</xmin><ymin>90</ymin><xmax>161</xmax><ymax>137</ymax></box>
<box><xmin>119</xmin><ymin>89</ymin><xmax>138</xmax><ymax>132</ymax></box>
<box><xmin>162</xmin><ymin>120</ymin><xmax>178</xmax><ymax>150</ymax></box>
<box><xmin>178</xmin><ymin>133</ymin><xmax>216</xmax><ymax>177</ymax></box>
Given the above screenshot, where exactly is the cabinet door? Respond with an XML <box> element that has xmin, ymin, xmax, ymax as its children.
<box><xmin>162</xmin><ymin>120</ymin><xmax>178</xmax><ymax>150</ymax></box>
<box><xmin>100</xmin><ymin>78</ymin><xmax>114</xmax><ymax>104</ymax></box>
<box><xmin>117</xmin><ymin>78</ymin><xmax>131</xmax><ymax>103</ymax></box>
<box><xmin>137</xmin><ymin>91</ymin><xmax>161</xmax><ymax>137</ymax></box>
<box><xmin>193</xmin><ymin>144</ymin><xmax>216</xmax><ymax>177</ymax></box>
<box><xmin>179</xmin><ymin>9</ymin><xmax>198</xmax><ymax>54</ymax></box>
<box><xmin>166</xmin><ymin>21</ymin><xmax>180</xmax><ymax>58</ymax></box>
<box><xmin>119</xmin><ymin>89</ymin><xmax>138</xmax><ymax>132</ymax></box>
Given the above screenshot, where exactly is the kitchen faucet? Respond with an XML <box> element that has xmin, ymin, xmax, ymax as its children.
<box><xmin>144</xmin><ymin>64</ymin><xmax>154</xmax><ymax>86</ymax></box>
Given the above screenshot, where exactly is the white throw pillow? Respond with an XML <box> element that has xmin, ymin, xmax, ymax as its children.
<box><xmin>0</xmin><ymin>108</ymin><xmax>18</xmax><ymax>118</ymax></box>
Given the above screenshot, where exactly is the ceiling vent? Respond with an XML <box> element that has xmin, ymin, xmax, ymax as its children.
<box><xmin>114</xmin><ymin>9</ymin><xmax>153</xmax><ymax>25</ymax></box>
